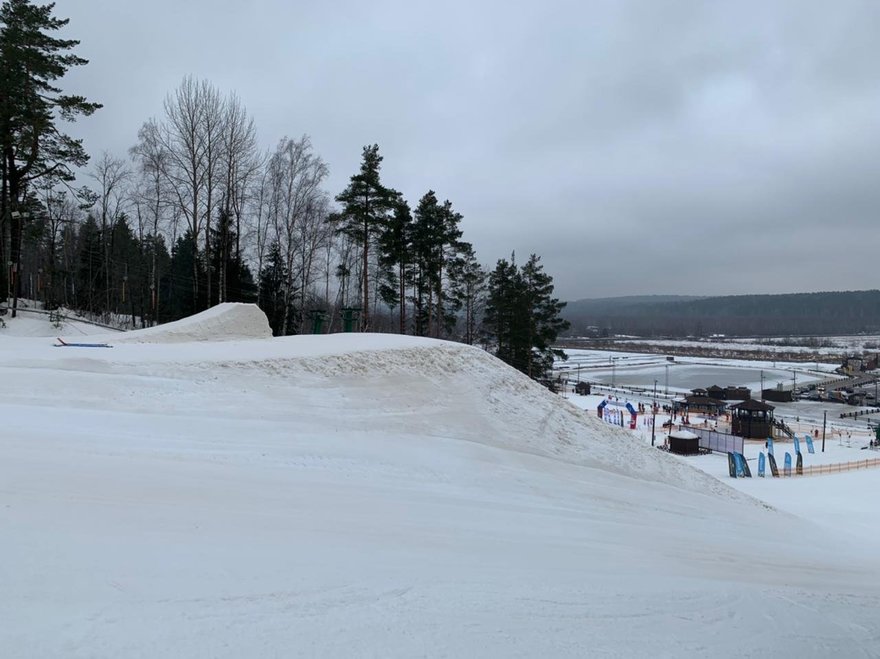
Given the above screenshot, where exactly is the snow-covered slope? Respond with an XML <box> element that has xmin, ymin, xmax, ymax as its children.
<box><xmin>0</xmin><ymin>306</ymin><xmax>116</xmax><ymax>337</ymax></box>
<box><xmin>2</xmin><ymin>304</ymin><xmax>878</xmax><ymax>657</ymax></box>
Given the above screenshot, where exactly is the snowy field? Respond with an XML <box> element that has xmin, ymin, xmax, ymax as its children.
<box><xmin>3</xmin><ymin>305</ymin><xmax>880</xmax><ymax>657</ymax></box>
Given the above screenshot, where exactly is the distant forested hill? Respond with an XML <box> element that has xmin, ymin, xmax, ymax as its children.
<box><xmin>563</xmin><ymin>290</ymin><xmax>880</xmax><ymax>337</ymax></box>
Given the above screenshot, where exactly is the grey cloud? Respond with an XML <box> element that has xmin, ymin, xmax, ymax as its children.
<box><xmin>53</xmin><ymin>0</ymin><xmax>880</xmax><ymax>300</ymax></box>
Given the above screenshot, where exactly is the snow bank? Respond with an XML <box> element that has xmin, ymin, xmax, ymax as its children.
<box><xmin>104</xmin><ymin>303</ymin><xmax>272</xmax><ymax>344</ymax></box>
<box><xmin>0</xmin><ymin>307</ymin><xmax>111</xmax><ymax>337</ymax></box>
<box><xmin>233</xmin><ymin>340</ymin><xmax>749</xmax><ymax>499</ymax></box>
<box><xmin>4</xmin><ymin>316</ymin><xmax>880</xmax><ymax>657</ymax></box>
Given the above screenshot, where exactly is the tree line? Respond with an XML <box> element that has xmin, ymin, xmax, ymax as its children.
<box><xmin>0</xmin><ymin>0</ymin><xmax>568</xmax><ymax>380</ymax></box>
<box><xmin>564</xmin><ymin>290</ymin><xmax>880</xmax><ymax>338</ymax></box>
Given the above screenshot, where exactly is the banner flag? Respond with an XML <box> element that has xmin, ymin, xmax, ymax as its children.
<box><xmin>784</xmin><ymin>452</ymin><xmax>792</xmax><ymax>477</ymax></box>
<box><xmin>758</xmin><ymin>452</ymin><xmax>766</xmax><ymax>477</ymax></box>
<box><xmin>739</xmin><ymin>453</ymin><xmax>752</xmax><ymax>477</ymax></box>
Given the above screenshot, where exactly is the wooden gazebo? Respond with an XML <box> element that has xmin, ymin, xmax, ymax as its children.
<box><xmin>729</xmin><ymin>399</ymin><xmax>775</xmax><ymax>439</ymax></box>
<box><xmin>674</xmin><ymin>395</ymin><xmax>726</xmax><ymax>415</ymax></box>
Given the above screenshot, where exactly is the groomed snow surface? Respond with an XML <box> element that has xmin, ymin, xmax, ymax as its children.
<box><xmin>2</xmin><ymin>304</ymin><xmax>880</xmax><ymax>658</ymax></box>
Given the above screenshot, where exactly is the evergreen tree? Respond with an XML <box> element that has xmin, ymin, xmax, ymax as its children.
<box><xmin>484</xmin><ymin>253</ymin><xmax>569</xmax><ymax>380</ymax></box>
<box><xmin>377</xmin><ymin>195</ymin><xmax>412</xmax><ymax>333</ymax></box>
<box><xmin>520</xmin><ymin>254</ymin><xmax>570</xmax><ymax>377</ymax></box>
<box><xmin>0</xmin><ymin>0</ymin><xmax>101</xmax><ymax>316</ymax></box>
<box><xmin>258</xmin><ymin>241</ymin><xmax>290</xmax><ymax>336</ymax></box>
<box><xmin>210</xmin><ymin>208</ymin><xmax>256</xmax><ymax>306</ymax></box>
<box><xmin>409</xmin><ymin>191</ymin><xmax>441</xmax><ymax>336</ymax></box>
<box><xmin>333</xmin><ymin>144</ymin><xmax>397</xmax><ymax>331</ymax></box>
<box><xmin>409</xmin><ymin>191</ymin><xmax>464</xmax><ymax>337</ymax></box>
<box><xmin>434</xmin><ymin>199</ymin><xmax>464</xmax><ymax>336</ymax></box>
<box><xmin>109</xmin><ymin>216</ymin><xmax>139</xmax><ymax>319</ymax></box>
<box><xmin>447</xmin><ymin>243</ymin><xmax>486</xmax><ymax>345</ymax></box>
<box><xmin>484</xmin><ymin>255</ymin><xmax>523</xmax><ymax>369</ymax></box>
<box><xmin>144</xmin><ymin>233</ymin><xmax>171</xmax><ymax>326</ymax></box>
<box><xmin>167</xmin><ymin>231</ymin><xmax>205</xmax><ymax>321</ymax></box>
<box><xmin>74</xmin><ymin>215</ymin><xmax>102</xmax><ymax>314</ymax></box>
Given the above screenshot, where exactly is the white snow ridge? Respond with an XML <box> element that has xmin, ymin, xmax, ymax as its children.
<box><xmin>2</xmin><ymin>303</ymin><xmax>879</xmax><ymax>658</ymax></box>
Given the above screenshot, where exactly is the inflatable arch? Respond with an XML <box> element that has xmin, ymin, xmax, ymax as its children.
<box><xmin>597</xmin><ymin>399</ymin><xmax>638</xmax><ymax>430</ymax></box>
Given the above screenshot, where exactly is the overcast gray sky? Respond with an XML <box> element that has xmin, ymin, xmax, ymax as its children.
<box><xmin>55</xmin><ymin>0</ymin><xmax>880</xmax><ymax>301</ymax></box>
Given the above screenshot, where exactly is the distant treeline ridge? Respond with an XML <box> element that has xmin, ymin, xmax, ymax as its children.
<box><xmin>562</xmin><ymin>290</ymin><xmax>880</xmax><ymax>337</ymax></box>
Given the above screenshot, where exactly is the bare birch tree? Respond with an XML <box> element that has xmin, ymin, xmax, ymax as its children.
<box><xmin>88</xmin><ymin>151</ymin><xmax>130</xmax><ymax>313</ymax></box>
<box><xmin>217</xmin><ymin>92</ymin><xmax>258</xmax><ymax>302</ymax></box>
<box><xmin>130</xmin><ymin>119</ymin><xmax>173</xmax><ymax>323</ymax></box>
<box><xmin>265</xmin><ymin>135</ymin><xmax>328</xmax><ymax>334</ymax></box>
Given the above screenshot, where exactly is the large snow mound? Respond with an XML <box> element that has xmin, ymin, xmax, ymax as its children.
<box><xmin>101</xmin><ymin>302</ymin><xmax>271</xmax><ymax>344</ymax></box>
<box><xmin>3</xmin><ymin>323</ymin><xmax>880</xmax><ymax>657</ymax></box>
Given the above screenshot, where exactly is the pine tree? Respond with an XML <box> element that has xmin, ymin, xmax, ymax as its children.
<box><xmin>74</xmin><ymin>215</ymin><xmax>102</xmax><ymax>314</ymax></box>
<box><xmin>410</xmin><ymin>191</ymin><xmax>441</xmax><ymax>336</ymax></box>
<box><xmin>258</xmin><ymin>241</ymin><xmax>289</xmax><ymax>336</ymax></box>
<box><xmin>520</xmin><ymin>254</ymin><xmax>570</xmax><ymax>377</ymax></box>
<box><xmin>167</xmin><ymin>231</ymin><xmax>205</xmax><ymax>321</ymax></box>
<box><xmin>333</xmin><ymin>144</ymin><xmax>396</xmax><ymax>331</ymax></box>
<box><xmin>484</xmin><ymin>255</ymin><xmax>523</xmax><ymax>369</ymax></box>
<box><xmin>144</xmin><ymin>233</ymin><xmax>171</xmax><ymax>326</ymax></box>
<box><xmin>210</xmin><ymin>208</ymin><xmax>256</xmax><ymax>306</ymax></box>
<box><xmin>0</xmin><ymin>0</ymin><xmax>101</xmax><ymax>316</ymax></box>
<box><xmin>447</xmin><ymin>243</ymin><xmax>486</xmax><ymax>345</ymax></box>
<box><xmin>377</xmin><ymin>195</ymin><xmax>412</xmax><ymax>333</ymax></box>
<box><xmin>409</xmin><ymin>191</ymin><xmax>465</xmax><ymax>337</ymax></box>
<box><xmin>484</xmin><ymin>253</ymin><xmax>569</xmax><ymax>380</ymax></box>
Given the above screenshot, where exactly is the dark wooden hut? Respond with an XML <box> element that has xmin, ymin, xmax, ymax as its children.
<box><xmin>575</xmin><ymin>381</ymin><xmax>591</xmax><ymax>395</ymax></box>
<box><xmin>730</xmin><ymin>399</ymin><xmax>775</xmax><ymax>439</ymax></box>
<box><xmin>668</xmin><ymin>430</ymin><xmax>701</xmax><ymax>455</ymax></box>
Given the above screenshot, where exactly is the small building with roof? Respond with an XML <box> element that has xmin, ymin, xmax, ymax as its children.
<box><xmin>706</xmin><ymin>385</ymin><xmax>725</xmax><ymax>400</ymax></box>
<box><xmin>674</xmin><ymin>395</ymin><xmax>726</xmax><ymax>416</ymax></box>
<box><xmin>667</xmin><ymin>429</ymin><xmax>701</xmax><ymax>455</ymax></box>
<box><xmin>724</xmin><ymin>386</ymin><xmax>751</xmax><ymax>401</ymax></box>
<box><xmin>730</xmin><ymin>399</ymin><xmax>775</xmax><ymax>439</ymax></box>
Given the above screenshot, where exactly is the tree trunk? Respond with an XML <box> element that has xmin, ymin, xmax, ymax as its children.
<box><xmin>399</xmin><ymin>261</ymin><xmax>406</xmax><ymax>334</ymax></box>
<box><xmin>362</xmin><ymin>218</ymin><xmax>369</xmax><ymax>331</ymax></box>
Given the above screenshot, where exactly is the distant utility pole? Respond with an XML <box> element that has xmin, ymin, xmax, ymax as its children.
<box><xmin>665</xmin><ymin>363</ymin><xmax>669</xmax><ymax>395</ymax></box>
<box><xmin>760</xmin><ymin>371</ymin><xmax>765</xmax><ymax>402</ymax></box>
<box><xmin>652</xmin><ymin>379</ymin><xmax>657</xmax><ymax>446</ymax></box>
<box><xmin>822</xmin><ymin>410</ymin><xmax>827</xmax><ymax>453</ymax></box>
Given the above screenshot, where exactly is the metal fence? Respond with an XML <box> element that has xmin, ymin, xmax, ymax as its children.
<box><xmin>683</xmin><ymin>427</ymin><xmax>744</xmax><ymax>455</ymax></box>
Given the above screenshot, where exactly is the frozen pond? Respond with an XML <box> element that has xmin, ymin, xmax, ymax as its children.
<box><xmin>557</xmin><ymin>350</ymin><xmax>822</xmax><ymax>394</ymax></box>
<box><xmin>603</xmin><ymin>363</ymin><xmax>806</xmax><ymax>393</ymax></box>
